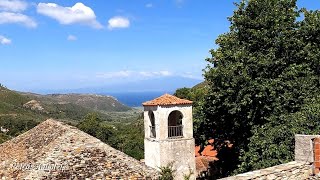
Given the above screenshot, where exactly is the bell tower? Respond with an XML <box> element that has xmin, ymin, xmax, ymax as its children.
<box><xmin>143</xmin><ymin>94</ymin><xmax>196</xmax><ymax>179</ymax></box>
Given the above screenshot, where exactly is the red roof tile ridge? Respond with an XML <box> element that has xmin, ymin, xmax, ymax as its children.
<box><xmin>142</xmin><ymin>94</ymin><xmax>193</xmax><ymax>106</ymax></box>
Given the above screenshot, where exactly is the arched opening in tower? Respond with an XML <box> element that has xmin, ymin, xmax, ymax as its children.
<box><xmin>168</xmin><ymin>110</ymin><xmax>183</xmax><ymax>138</ymax></box>
<box><xmin>149</xmin><ymin>111</ymin><xmax>156</xmax><ymax>138</ymax></box>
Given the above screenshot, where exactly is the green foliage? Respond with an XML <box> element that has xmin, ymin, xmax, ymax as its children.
<box><xmin>0</xmin><ymin>133</ymin><xmax>10</xmax><ymax>144</ymax></box>
<box><xmin>78</xmin><ymin>113</ymin><xmax>145</xmax><ymax>160</ymax></box>
<box><xmin>159</xmin><ymin>162</ymin><xmax>175</xmax><ymax>180</ymax></box>
<box><xmin>44</xmin><ymin>94</ymin><xmax>132</xmax><ymax>112</ymax></box>
<box><xmin>198</xmin><ymin>0</ymin><xmax>320</xmax><ymax>177</ymax></box>
<box><xmin>0</xmin><ymin>115</ymin><xmax>39</xmax><ymax>143</ymax></box>
<box><xmin>174</xmin><ymin>83</ymin><xmax>208</xmax><ymax>144</ymax></box>
<box><xmin>112</xmin><ymin>118</ymin><xmax>145</xmax><ymax>159</ymax></box>
<box><xmin>183</xmin><ymin>167</ymin><xmax>194</xmax><ymax>180</ymax></box>
<box><xmin>237</xmin><ymin>96</ymin><xmax>320</xmax><ymax>173</ymax></box>
<box><xmin>0</xmin><ymin>86</ymin><xmax>30</xmax><ymax>107</ymax></box>
<box><xmin>174</xmin><ymin>87</ymin><xmax>192</xmax><ymax>100</ymax></box>
<box><xmin>78</xmin><ymin>113</ymin><xmax>115</xmax><ymax>142</ymax></box>
<box><xmin>23</xmin><ymin>92</ymin><xmax>137</xmax><ymax>123</ymax></box>
<box><xmin>46</xmin><ymin>103</ymin><xmax>105</xmax><ymax>121</ymax></box>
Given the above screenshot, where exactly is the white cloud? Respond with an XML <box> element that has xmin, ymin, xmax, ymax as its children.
<box><xmin>0</xmin><ymin>0</ymin><xmax>27</xmax><ymax>12</ymax></box>
<box><xmin>37</xmin><ymin>2</ymin><xmax>103</xmax><ymax>29</ymax></box>
<box><xmin>139</xmin><ymin>72</ymin><xmax>154</xmax><ymax>77</ymax></box>
<box><xmin>96</xmin><ymin>70</ymin><xmax>172</xmax><ymax>79</ymax></box>
<box><xmin>96</xmin><ymin>71</ymin><xmax>132</xmax><ymax>79</ymax></box>
<box><xmin>108</xmin><ymin>16</ymin><xmax>130</xmax><ymax>30</ymax></box>
<box><xmin>0</xmin><ymin>35</ymin><xmax>11</xmax><ymax>45</ymax></box>
<box><xmin>0</xmin><ymin>12</ymin><xmax>37</xmax><ymax>28</ymax></box>
<box><xmin>67</xmin><ymin>35</ymin><xmax>77</xmax><ymax>41</ymax></box>
<box><xmin>159</xmin><ymin>71</ymin><xmax>172</xmax><ymax>76</ymax></box>
<box><xmin>181</xmin><ymin>72</ymin><xmax>203</xmax><ymax>80</ymax></box>
<box><xmin>145</xmin><ymin>3</ymin><xmax>153</xmax><ymax>8</ymax></box>
<box><xmin>139</xmin><ymin>71</ymin><xmax>172</xmax><ymax>77</ymax></box>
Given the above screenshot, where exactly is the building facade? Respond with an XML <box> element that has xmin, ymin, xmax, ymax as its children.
<box><xmin>143</xmin><ymin>94</ymin><xmax>196</xmax><ymax>179</ymax></box>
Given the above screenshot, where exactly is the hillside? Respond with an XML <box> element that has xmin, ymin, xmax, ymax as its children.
<box><xmin>0</xmin><ymin>85</ymin><xmax>46</xmax><ymax>121</ymax></box>
<box><xmin>0</xmin><ymin>85</ymin><xmax>44</xmax><ymax>143</ymax></box>
<box><xmin>0</xmin><ymin>85</ymin><xmax>141</xmax><ymax>144</ymax></box>
<box><xmin>20</xmin><ymin>92</ymin><xmax>131</xmax><ymax>112</ymax></box>
<box><xmin>42</xmin><ymin>93</ymin><xmax>131</xmax><ymax>112</ymax></box>
<box><xmin>21</xmin><ymin>92</ymin><xmax>139</xmax><ymax>122</ymax></box>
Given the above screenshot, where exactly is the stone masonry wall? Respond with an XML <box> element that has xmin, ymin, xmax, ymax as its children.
<box><xmin>219</xmin><ymin>161</ymin><xmax>312</xmax><ymax>180</ymax></box>
<box><xmin>295</xmin><ymin>134</ymin><xmax>320</xmax><ymax>163</ymax></box>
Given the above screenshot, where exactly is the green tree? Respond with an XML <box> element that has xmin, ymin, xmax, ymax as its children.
<box><xmin>237</xmin><ymin>9</ymin><xmax>320</xmax><ymax>173</ymax></box>
<box><xmin>78</xmin><ymin>113</ymin><xmax>101</xmax><ymax>136</ymax></box>
<box><xmin>199</xmin><ymin>0</ymin><xmax>320</xmax><ymax>177</ymax></box>
<box><xmin>78</xmin><ymin>113</ymin><xmax>115</xmax><ymax>142</ymax></box>
<box><xmin>237</xmin><ymin>96</ymin><xmax>320</xmax><ymax>172</ymax></box>
<box><xmin>78</xmin><ymin>113</ymin><xmax>145</xmax><ymax>160</ymax></box>
<box><xmin>174</xmin><ymin>83</ymin><xmax>208</xmax><ymax>145</ymax></box>
<box><xmin>174</xmin><ymin>87</ymin><xmax>192</xmax><ymax>100</ymax></box>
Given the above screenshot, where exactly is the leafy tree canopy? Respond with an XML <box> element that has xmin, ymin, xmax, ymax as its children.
<box><xmin>198</xmin><ymin>0</ymin><xmax>320</xmax><ymax>177</ymax></box>
<box><xmin>78</xmin><ymin>113</ymin><xmax>145</xmax><ymax>160</ymax></box>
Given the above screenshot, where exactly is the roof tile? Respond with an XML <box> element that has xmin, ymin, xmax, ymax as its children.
<box><xmin>0</xmin><ymin>119</ymin><xmax>158</xmax><ymax>179</ymax></box>
<box><xmin>142</xmin><ymin>94</ymin><xmax>193</xmax><ymax>106</ymax></box>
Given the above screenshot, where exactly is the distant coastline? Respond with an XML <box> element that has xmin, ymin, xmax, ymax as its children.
<box><xmin>104</xmin><ymin>91</ymin><xmax>174</xmax><ymax>107</ymax></box>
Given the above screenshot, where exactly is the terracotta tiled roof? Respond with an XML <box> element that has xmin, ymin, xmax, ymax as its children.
<box><xmin>142</xmin><ymin>94</ymin><xmax>193</xmax><ymax>106</ymax></box>
<box><xmin>195</xmin><ymin>139</ymin><xmax>218</xmax><ymax>158</ymax></box>
<box><xmin>0</xmin><ymin>119</ymin><xmax>158</xmax><ymax>179</ymax></box>
<box><xmin>196</xmin><ymin>156</ymin><xmax>216</xmax><ymax>175</ymax></box>
<box><xmin>195</xmin><ymin>146</ymin><xmax>201</xmax><ymax>157</ymax></box>
<box><xmin>201</xmin><ymin>145</ymin><xmax>218</xmax><ymax>157</ymax></box>
<box><xmin>195</xmin><ymin>139</ymin><xmax>218</xmax><ymax>175</ymax></box>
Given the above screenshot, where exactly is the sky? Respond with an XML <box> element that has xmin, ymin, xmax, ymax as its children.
<box><xmin>1</xmin><ymin>0</ymin><xmax>320</xmax><ymax>92</ymax></box>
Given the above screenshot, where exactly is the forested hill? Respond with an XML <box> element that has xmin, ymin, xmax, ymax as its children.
<box><xmin>21</xmin><ymin>93</ymin><xmax>132</xmax><ymax>112</ymax></box>
<box><xmin>0</xmin><ymin>84</ymin><xmax>135</xmax><ymax>130</ymax></box>
<box><xmin>0</xmin><ymin>84</ymin><xmax>146</xmax><ymax>160</ymax></box>
<box><xmin>0</xmin><ymin>84</ymin><xmax>141</xmax><ymax>145</ymax></box>
<box><xmin>0</xmin><ymin>85</ymin><xmax>45</xmax><ymax>143</ymax></box>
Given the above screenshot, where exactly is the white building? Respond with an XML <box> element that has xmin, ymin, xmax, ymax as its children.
<box><xmin>143</xmin><ymin>94</ymin><xmax>196</xmax><ymax>179</ymax></box>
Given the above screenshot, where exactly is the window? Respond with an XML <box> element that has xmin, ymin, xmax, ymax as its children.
<box><xmin>168</xmin><ymin>110</ymin><xmax>183</xmax><ymax>138</ymax></box>
<box><xmin>149</xmin><ymin>111</ymin><xmax>156</xmax><ymax>138</ymax></box>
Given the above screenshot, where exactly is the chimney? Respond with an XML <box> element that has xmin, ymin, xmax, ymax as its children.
<box><xmin>314</xmin><ymin>138</ymin><xmax>320</xmax><ymax>174</ymax></box>
<box><xmin>295</xmin><ymin>134</ymin><xmax>320</xmax><ymax>176</ymax></box>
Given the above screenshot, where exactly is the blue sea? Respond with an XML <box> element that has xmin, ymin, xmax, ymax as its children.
<box><xmin>102</xmin><ymin>91</ymin><xmax>174</xmax><ymax>107</ymax></box>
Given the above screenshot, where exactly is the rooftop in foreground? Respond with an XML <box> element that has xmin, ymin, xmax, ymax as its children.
<box><xmin>0</xmin><ymin>119</ymin><xmax>158</xmax><ymax>179</ymax></box>
<box><xmin>142</xmin><ymin>93</ymin><xmax>193</xmax><ymax>106</ymax></box>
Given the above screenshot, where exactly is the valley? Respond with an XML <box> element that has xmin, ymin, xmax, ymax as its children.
<box><xmin>0</xmin><ymin>84</ymin><xmax>143</xmax><ymax>154</ymax></box>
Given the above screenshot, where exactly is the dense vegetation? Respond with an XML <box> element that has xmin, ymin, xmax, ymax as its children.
<box><xmin>174</xmin><ymin>82</ymin><xmax>208</xmax><ymax>145</ymax></box>
<box><xmin>22</xmin><ymin>93</ymin><xmax>137</xmax><ymax>122</ymax></box>
<box><xmin>0</xmin><ymin>84</ymin><xmax>44</xmax><ymax>143</ymax></box>
<box><xmin>78</xmin><ymin>113</ymin><xmax>145</xmax><ymax>160</ymax></box>
<box><xmin>39</xmin><ymin>93</ymin><xmax>131</xmax><ymax>112</ymax></box>
<box><xmin>175</xmin><ymin>0</ymin><xmax>320</xmax><ymax>178</ymax></box>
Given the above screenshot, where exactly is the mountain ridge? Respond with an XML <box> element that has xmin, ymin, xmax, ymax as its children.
<box><xmin>21</xmin><ymin>92</ymin><xmax>131</xmax><ymax>112</ymax></box>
